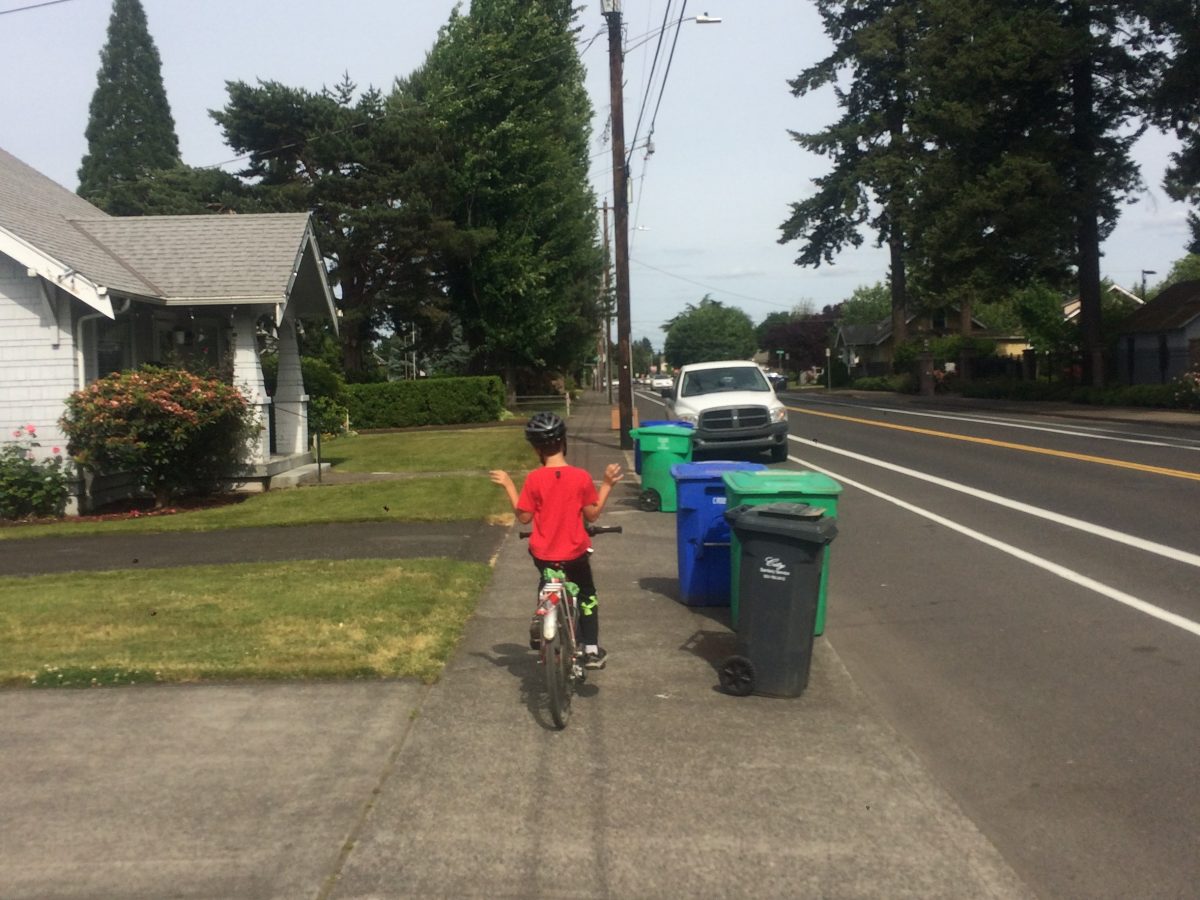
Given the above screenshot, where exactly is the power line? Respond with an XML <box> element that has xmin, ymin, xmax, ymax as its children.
<box><xmin>0</xmin><ymin>0</ymin><xmax>77</xmax><ymax>15</ymax></box>
<box><xmin>630</xmin><ymin>256</ymin><xmax>795</xmax><ymax>309</ymax></box>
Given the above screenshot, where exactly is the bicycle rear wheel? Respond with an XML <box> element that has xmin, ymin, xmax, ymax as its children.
<box><xmin>544</xmin><ymin>608</ymin><xmax>573</xmax><ymax>729</ymax></box>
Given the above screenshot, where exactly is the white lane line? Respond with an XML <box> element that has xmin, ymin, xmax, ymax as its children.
<box><xmin>787</xmin><ymin>453</ymin><xmax>1200</xmax><ymax>639</ymax></box>
<box><xmin>788</xmin><ymin>436</ymin><xmax>1200</xmax><ymax>570</ymax></box>
<box><xmin>799</xmin><ymin>399</ymin><xmax>1200</xmax><ymax>450</ymax></box>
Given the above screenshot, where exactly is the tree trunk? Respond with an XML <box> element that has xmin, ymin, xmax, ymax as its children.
<box><xmin>1069</xmin><ymin>12</ymin><xmax>1105</xmax><ymax>388</ymax></box>
<box><xmin>889</xmin><ymin>234</ymin><xmax>908</xmax><ymax>351</ymax></box>
<box><xmin>959</xmin><ymin>296</ymin><xmax>973</xmax><ymax>383</ymax></box>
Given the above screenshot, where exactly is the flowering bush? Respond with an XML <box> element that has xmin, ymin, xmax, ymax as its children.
<box><xmin>1174</xmin><ymin>368</ymin><xmax>1200</xmax><ymax>410</ymax></box>
<box><xmin>60</xmin><ymin>367</ymin><xmax>256</xmax><ymax>507</ymax></box>
<box><xmin>0</xmin><ymin>425</ymin><xmax>72</xmax><ymax>520</ymax></box>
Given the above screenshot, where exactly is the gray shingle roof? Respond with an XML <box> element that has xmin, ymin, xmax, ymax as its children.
<box><xmin>1119</xmin><ymin>280</ymin><xmax>1200</xmax><ymax>334</ymax></box>
<box><xmin>0</xmin><ymin>146</ymin><xmax>329</xmax><ymax>314</ymax></box>
<box><xmin>0</xmin><ymin>146</ymin><xmax>155</xmax><ymax>296</ymax></box>
<box><xmin>76</xmin><ymin>213</ymin><xmax>313</xmax><ymax>302</ymax></box>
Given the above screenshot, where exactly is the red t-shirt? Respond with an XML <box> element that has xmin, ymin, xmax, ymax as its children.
<box><xmin>517</xmin><ymin>464</ymin><xmax>598</xmax><ymax>561</ymax></box>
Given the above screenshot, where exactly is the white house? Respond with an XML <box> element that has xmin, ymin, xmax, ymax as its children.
<box><xmin>0</xmin><ymin>146</ymin><xmax>337</xmax><ymax>511</ymax></box>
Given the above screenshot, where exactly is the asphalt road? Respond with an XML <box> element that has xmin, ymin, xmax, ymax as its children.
<box><xmin>636</xmin><ymin>388</ymin><xmax>1200</xmax><ymax>900</ymax></box>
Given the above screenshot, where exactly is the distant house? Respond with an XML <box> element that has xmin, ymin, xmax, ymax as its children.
<box><xmin>833</xmin><ymin>307</ymin><xmax>1021</xmax><ymax>377</ymax></box>
<box><xmin>1117</xmin><ymin>280</ymin><xmax>1200</xmax><ymax>385</ymax></box>
<box><xmin>0</xmin><ymin>146</ymin><xmax>337</xmax><ymax>511</ymax></box>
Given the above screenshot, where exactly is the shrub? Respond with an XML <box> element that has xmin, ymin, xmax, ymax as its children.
<box><xmin>60</xmin><ymin>367</ymin><xmax>256</xmax><ymax>507</ymax></box>
<box><xmin>344</xmin><ymin>377</ymin><xmax>505</xmax><ymax>429</ymax></box>
<box><xmin>0</xmin><ymin>425</ymin><xmax>71</xmax><ymax>520</ymax></box>
<box><xmin>1175</xmin><ymin>369</ymin><xmax>1200</xmax><ymax>410</ymax></box>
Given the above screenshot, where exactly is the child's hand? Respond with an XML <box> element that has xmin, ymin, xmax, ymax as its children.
<box><xmin>489</xmin><ymin>470</ymin><xmax>513</xmax><ymax>489</ymax></box>
<box><xmin>603</xmin><ymin>463</ymin><xmax>623</xmax><ymax>486</ymax></box>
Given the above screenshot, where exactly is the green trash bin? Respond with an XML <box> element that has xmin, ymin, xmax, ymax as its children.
<box><xmin>629</xmin><ymin>424</ymin><xmax>693</xmax><ymax>512</ymax></box>
<box><xmin>721</xmin><ymin>469</ymin><xmax>843</xmax><ymax>633</ymax></box>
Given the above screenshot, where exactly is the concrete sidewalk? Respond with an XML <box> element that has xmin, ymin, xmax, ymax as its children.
<box><xmin>0</xmin><ymin>393</ymin><xmax>1034</xmax><ymax>899</ymax></box>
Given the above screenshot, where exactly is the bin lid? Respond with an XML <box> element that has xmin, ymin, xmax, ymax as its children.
<box><xmin>640</xmin><ymin>419</ymin><xmax>694</xmax><ymax>430</ymax></box>
<box><xmin>630</xmin><ymin>424</ymin><xmax>695</xmax><ymax>439</ymax></box>
<box><xmin>724</xmin><ymin>502</ymin><xmax>838</xmax><ymax>543</ymax></box>
<box><xmin>721</xmin><ymin>469</ymin><xmax>843</xmax><ymax>497</ymax></box>
<box><xmin>670</xmin><ymin>461</ymin><xmax>767</xmax><ymax>482</ymax></box>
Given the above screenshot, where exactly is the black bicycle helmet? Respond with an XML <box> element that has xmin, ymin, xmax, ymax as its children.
<box><xmin>524</xmin><ymin>411</ymin><xmax>566</xmax><ymax>445</ymax></box>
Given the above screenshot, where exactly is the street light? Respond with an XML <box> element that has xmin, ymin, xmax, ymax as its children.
<box><xmin>602</xmin><ymin>0</ymin><xmax>720</xmax><ymax>449</ymax></box>
<box><xmin>1140</xmin><ymin>269</ymin><xmax>1157</xmax><ymax>300</ymax></box>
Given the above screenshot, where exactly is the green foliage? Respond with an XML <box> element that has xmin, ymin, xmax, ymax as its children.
<box><xmin>88</xmin><ymin>164</ymin><xmax>248</xmax><ymax>216</ymax></box>
<box><xmin>838</xmin><ymin>283</ymin><xmax>892</xmax><ymax>325</ymax></box>
<box><xmin>213</xmin><ymin>74</ymin><xmax>464</xmax><ymax>375</ymax></box>
<box><xmin>259</xmin><ymin>355</ymin><xmax>350</xmax><ymax>437</ymax></box>
<box><xmin>78</xmin><ymin>0</ymin><xmax>180</xmax><ymax>205</ymax></box>
<box><xmin>422</xmin><ymin>0</ymin><xmax>603</xmax><ymax>387</ymax></box>
<box><xmin>60</xmin><ymin>367</ymin><xmax>255</xmax><ymax>507</ymax></box>
<box><xmin>0</xmin><ymin>426</ymin><xmax>71</xmax><ymax>520</ymax></box>
<box><xmin>663</xmin><ymin>296</ymin><xmax>756</xmax><ymax>367</ymax></box>
<box><xmin>1148</xmin><ymin>255</ymin><xmax>1200</xmax><ymax>297</ymax></box>
<box><xmin>1175</xmin><ymin>369</ymin><xmax>1200</xmax><ymax>410</ymax></box>
<box><xmin>960</xmin><ymin>378</ymin><xmax>1193</xmax><ymax>409</ymax></box>
<box><xmin>343</xmin><ymin>377</ymin><xmax>505</xmax><ymax>429</ymax></box>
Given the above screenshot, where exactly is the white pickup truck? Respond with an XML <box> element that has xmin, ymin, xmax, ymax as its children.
<box><xmin>666</xmin><ymin>360</ymin><xmax>790</xmax><ymax>462</ymax></box>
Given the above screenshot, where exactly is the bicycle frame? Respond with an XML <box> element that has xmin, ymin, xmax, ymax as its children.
<box><xmin>520</xmin><ymin>524</ymin><xmax>621</xmax><ymax>729</ymax></box>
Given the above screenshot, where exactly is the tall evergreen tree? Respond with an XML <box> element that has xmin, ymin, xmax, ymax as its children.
<box><xmin>78</xmin><ymin>0</ymin><xmax>180</xmax><ymax>205</ymax></box>
<box><xmin>422</xmin><ymin>0</ymin><xmax>603</xmax><ymax>391</ymax></box>
<box><xmin>213</xmin><ymin>74</ymin><xmax>467</xmax><ymax>375</ymax></box>
<box><xmin>1144</xmin><ymin>0</ymin><xmax>1200</xmax><ymax>253</ymax></box>
<box><xmin>779</xmin><ymin>0</ymin><xmax>925</xmax><ymax>348</ymax></box>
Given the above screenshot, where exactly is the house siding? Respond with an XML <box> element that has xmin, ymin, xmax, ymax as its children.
<box><xmin>0</xmin><ymin>254</ymin><xmax>76</xmax><ymax>455</ymax></box>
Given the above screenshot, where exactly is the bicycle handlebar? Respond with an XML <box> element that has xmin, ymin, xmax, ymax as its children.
<box><xmin>519</xmin><ymin>524</ymin><xmax>623</xmax><ymax>539</ymax></box>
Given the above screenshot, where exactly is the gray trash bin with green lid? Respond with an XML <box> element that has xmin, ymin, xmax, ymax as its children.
<box><xmin>719</xmin><ymin>503</ymin><xmax>837</xmax><ymax>698</ymax></box>
<box><xmin>721</xmin><ymin>469</ymin><xmax>842</xmax><ymax>634</ymax></box>
<box><xmin>629</xmin><ymin>424</ymin><xmax>693</xmax><ymax>512</ymax></box>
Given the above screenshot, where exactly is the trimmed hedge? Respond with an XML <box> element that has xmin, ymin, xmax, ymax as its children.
<box><xmin>960</xmin><ymin>378</ymin><xmax>1184</xmax><ymax>408</ymax></box>
<box><xmin>344</xmin><ymin>377</ymin><xmax>506</xmax><ymax>429</ymax></box>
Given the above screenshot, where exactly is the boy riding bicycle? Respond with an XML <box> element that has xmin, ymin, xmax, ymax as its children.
<box><xmin>489</xmin><ymin>411</ymin><xmax>623</xmax><ymax>669</ymax></box>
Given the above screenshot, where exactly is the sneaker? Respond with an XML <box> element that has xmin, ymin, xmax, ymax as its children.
<box><xmin>529</xmin><ymin>615</ymin><xmax>542</xmax><ymax>650</ymax></box>
<box><xmin>581</xmin><ymin>647</ymin><xmax>608</xmax><ymax>670</ymax></box>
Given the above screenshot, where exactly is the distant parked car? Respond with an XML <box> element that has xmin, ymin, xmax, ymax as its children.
<box><xmin>651</xmin><ymin>373</ymin><xmax>674</xmax><ymax>396</ymax></box>
<box><xmin>764</xmin><ymin>371</ymin><xmax>787</xmax><ymax>391</ymax></box>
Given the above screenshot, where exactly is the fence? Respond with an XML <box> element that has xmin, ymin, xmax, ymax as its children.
<box><xmin>510</xmin><ymin>393</ymin><xmax>572</xmax><ymax>418</ymax></box>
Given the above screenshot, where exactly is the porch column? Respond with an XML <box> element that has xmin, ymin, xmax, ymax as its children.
<box><xmin>273</xmin><ymin>309</ymin><xmax>308</xmax><ymax>455</ymax></box>
<box><xmin>230</xmin><ymin>309</ymin><xmax>270</xmax><ymax>465</ymax></box>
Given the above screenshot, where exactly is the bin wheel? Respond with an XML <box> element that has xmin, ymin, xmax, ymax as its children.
<box><xmin>718</xmin><ymin>655</ymin><xmax>755</xmax><ymax>696</ymax></box>
<box><xmin>638</xmin><ymin>489</ymin><xmax>661</xmax><ymax>512</ymax></box>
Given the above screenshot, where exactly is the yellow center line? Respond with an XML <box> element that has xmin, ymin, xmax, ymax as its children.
<box><xmin>789</xmin><ymin>406</ymin><xmax>1200</xmax><ymax>482</ymax></box>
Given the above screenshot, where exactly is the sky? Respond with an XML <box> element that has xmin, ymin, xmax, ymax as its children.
<box><xmin>0</xmin><ymin>0</ymin><xmax>1192</xmax><ymax>349</ymax></box>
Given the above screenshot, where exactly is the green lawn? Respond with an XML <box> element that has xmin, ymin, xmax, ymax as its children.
<box><xmin>0</xmin><ymin>559</ymin><xmax>491</xmax><ymax>686</ymax></box>
<box><xmin>1</xmin><ymin>426</ymin><xmax>535</xmax><ymax>540</ymax></box>
<box><xmin>0</xmin><ymin>426</ymin><xmax>535</xmax><ymax>687</ymax></box>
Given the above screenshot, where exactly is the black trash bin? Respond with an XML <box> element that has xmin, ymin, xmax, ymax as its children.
<box><xmin>719</xmin><ymin>503</ymin><xmax>837</xmax><ymax>698</ymax></box>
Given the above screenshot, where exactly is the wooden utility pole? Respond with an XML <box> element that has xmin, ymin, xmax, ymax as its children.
<box><xmin>602</xmin><ymin>199</ymin><xmax>612</xmax><ymax>403</ymax></box>
<box><xmin>604</xmin><ymin>2</ymin><xmax>634</xmax><ymax>449</ymax></box>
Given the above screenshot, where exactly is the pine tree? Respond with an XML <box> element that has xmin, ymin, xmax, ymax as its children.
<box><xmin>78</xmin><ymin>0</ymin><xmax>180</xmax><ymax>205</ymax></box>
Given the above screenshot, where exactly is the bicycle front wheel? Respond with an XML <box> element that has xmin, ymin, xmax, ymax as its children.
<box><xmin>544</xmin><ymin>608</ymin><xmax>573</xmax><ymax>729</ymax></box>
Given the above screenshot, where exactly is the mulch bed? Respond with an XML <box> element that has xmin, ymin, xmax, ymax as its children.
<box><xmin>1</xmin><ymin>494</ymin><xmax>248</xmax><ymax>529</ymax></box>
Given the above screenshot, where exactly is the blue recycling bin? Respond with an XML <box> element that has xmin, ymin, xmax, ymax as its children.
<box><xmin>635</xmin><ymin>420</ymin><xmax>692</xmax><ymax>474</ymax></box>
<box><xmin>671</xmin><ymin>460</ymin><xmax>768</xmax><ymax>606</ymax></box>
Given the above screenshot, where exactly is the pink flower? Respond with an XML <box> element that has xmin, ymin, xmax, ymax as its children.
<box><xmin>25</xmin><ymin>424</ymin><xmax>36</xmax><ymax>434</ymax></box>
<box><xmin>11</xmin><ymin>430</ymin><xmax>19</xmax><ymax>439</ymax></box>
<box><xmin>52</xmin><ymin>447</ymin><xmax>61</xmax><ymax>455</ymax></box>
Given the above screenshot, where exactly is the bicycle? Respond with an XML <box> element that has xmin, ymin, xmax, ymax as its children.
<box><xmin>521</xmin><ymin>524</ymin><xmax>621</xmax><ymax>729</ymax></box>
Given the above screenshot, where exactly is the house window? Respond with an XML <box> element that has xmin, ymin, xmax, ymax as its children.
<box><xmin>1190</xmin><ymin>338</ymin><xmax>1200</xmax><ymax>370</ymax></box>
<box><xmin>94</xmin><ymin>316</ymin><xmax>132</xmax><ymax>379</ymax></box>
<box><xmin>1158</xmin><ymin>334</ymin><xmax>1169</xmax><ymax>383</ymax></box>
